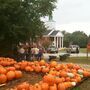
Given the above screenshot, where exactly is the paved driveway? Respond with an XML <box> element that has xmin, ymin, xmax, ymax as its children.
<box><xmin>69</xmin><ymin>53</ymin><xmax>90</xmax><ymax>57</ymax></box>
<box><xmin>43</xmin><ymin>52</ymin><xmax>90</xmax><ymax>59</ymax></box>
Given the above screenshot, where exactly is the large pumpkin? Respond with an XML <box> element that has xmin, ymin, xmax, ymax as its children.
<box><xmin>6</xmin><ymin>71</ymin><xmax>15</xmax><ymax>80</ymax></box>
<box><xmin>58</xmin><ymin>83</ymin><xmax>66</xmax><ymax>90</ymax></box>
<box><xmin>0</xmin><ymin>74</ymin><xmax>7</xmax><ymax>84</ymax></box>
<box><xmin>43</xmin><ymin>74</ymin><xmax>55</xmax><ymax>85</ymax></box>
<box><xmin>33</xmin><ymin>83</ymin><xmax>41</xmax><ymax>90</ymax></box>
<box><xmin>40</xmin><ymin>82</ymin><xmax>49</xmax><ymax>90</ymax></box>
<box><xmin>49</xmin><ymin>84</ymin><xmax>57</xmax><ymax>90</ymax></box>
<box><xmin>0</xmin><ymin>67</ymin><xmax>7</xmax><ymax>74</ymax></box>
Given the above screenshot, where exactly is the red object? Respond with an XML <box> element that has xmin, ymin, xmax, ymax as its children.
<box><xmin>87</xmin><ymin>43</ymin><xmax>90</xmax><ymax>49</ymax></box>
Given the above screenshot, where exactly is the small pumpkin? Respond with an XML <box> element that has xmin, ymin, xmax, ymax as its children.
<box><xmin>83</xmin><ymin>71</ymin><xmax>90</xmax><ymax>77</ymax></box>
<box><xmin>17</xmin><ymin>82</ymin><xmax>30</xmax><ymax>90</ymax></box>
<box><xmin>15</xmin><ymin>70</ymin><xmax>22</xmax><ymax>79</ymax></box>
<box><xmin>25</xmin><ymin>66</ymin><xmax>33</xmax><ymax>72</ymax></box>
<box><xmin>34</xmin><ymin>65</ymin><xmax>41</xmax><ymax>72</ymax></box>
<box><xmin>39</xmin><ymin>60</ymin><xmax>46</xmax><ymax>66</ymax></box>
<box><xmin>50</xmin><ymin>61</ymin><xmax>57</xmax><ymax>67</ymax></box>
<box><xmin>42</xmin><ymin>67</ymin><xmax>49</xmax><ymax>73</ymax></box>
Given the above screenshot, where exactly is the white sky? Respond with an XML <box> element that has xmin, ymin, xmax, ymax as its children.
<box><xmin>53</xmin><ymin>0</ymin><xmax>90</xmax><ymax>35</ymax></box>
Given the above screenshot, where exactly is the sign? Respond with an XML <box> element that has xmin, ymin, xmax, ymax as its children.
<box><xmin>87</xmin><ymin>43</ymin><xmax>90</xmax><ymax>50</ymax></box>
<box><xmin>87</xmin><ymin>42</ymin><xmax>90</xmax><ymax>59</ymax></box>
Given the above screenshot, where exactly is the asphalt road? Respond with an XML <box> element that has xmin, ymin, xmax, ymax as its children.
<box><xmin>43</xmin><ymin>52</ymin><xmax>90</xmax><ymax>59</ymax></box>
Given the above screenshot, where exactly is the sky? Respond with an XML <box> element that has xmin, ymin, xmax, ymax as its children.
<box><xmin>53</xmin><ymin>0</ymin><xmax>90</xmax><ymax>35</ymax></box>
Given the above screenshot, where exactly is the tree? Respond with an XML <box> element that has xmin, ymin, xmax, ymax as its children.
<box><xmin>88</xmin><ymin>35</ymin><xmax>90</xmax><ymax>43</ymax></box>
<box><xmin>0</xmin><ymin>0</ymin><xmax>57</xmax><ymax>57</ymax></box>
<box><xmin>62</xmin><ymin>30</ymin><xmax>88</xmax><ymax>48</ymax></box>
<box><xmin>70</xmin><ymin>31</ymin><xmax>88</xmax><ymax>48</ymax></box>
<box><xmin>63</xmin><ymin>32</ymin><xmax>72</xmax><ymax>47</ymax></box>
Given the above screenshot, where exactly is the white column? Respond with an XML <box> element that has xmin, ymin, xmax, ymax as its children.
<box><xmin>54</xmin><ymin>37</ymin><xmax>56</xmax><ymax>47</ymax></box>
<box><xmin>57</xmin><ymin>37</ymin><xmax>58</xmax><ymax>48</ymax></box>
<box><xmin>62</xmin><ymin>37</ymin><xmax>63</xmax><ymax>48</ymax></box>
<box><xmin>60</xmin><ymin>37</ymin><xmax>61</xmax><ymax>48</ymax></box>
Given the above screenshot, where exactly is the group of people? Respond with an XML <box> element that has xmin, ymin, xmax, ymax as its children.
<box><xmin>16</xmin><ymin>44</ymin><xmax>43</xmax><ymax>61</ymax></box>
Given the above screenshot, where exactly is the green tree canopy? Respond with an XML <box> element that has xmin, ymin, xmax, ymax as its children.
<box><xmin>0</xmin><ymin>0</ymin><xmax>57</xmax><ymax>56</ymax></box>
<box><xmin>62</xmin><ymin>30</ymin><xmax>88</xmax><ymax>48</ymax></box>
<box><xmin>71</xmin><ymin>31</ymin><xmax>88</xmax><ymax>48</ymax></box>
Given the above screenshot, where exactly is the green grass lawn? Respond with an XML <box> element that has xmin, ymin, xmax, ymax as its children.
<box><xmin>79</xmin><ymin>48</ymin><xmax>87</xmax><ymax>53</ymax></box>
<box><xmin>59</xmin><ymin>48</ymin><xmax>87</xmax><ymax>53</ymax></box>
<box><xmin>61</xmin><ymin>57</ymin><xmax>90</xmax><ymax>65</ymax></box>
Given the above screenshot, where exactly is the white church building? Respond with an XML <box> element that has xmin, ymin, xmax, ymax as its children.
<box><xmin>43</xmin><ymin>20</ymin><xmax>64</xmax><ymax>48</ymax></box>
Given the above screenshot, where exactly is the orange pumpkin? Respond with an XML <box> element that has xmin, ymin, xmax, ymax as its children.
<box><xmin>59</xmin><ymin>71</ymin><xmax>67</xmax><ymax>77</ymax></box>
<box><xmin>17</xmin><ymin>82</ymin><xmax>30</xmax><ymax>90</ymax></box>
<box><xmin>64</xmin><ymin>82</ymin><xmax>72</xmax><ymax>89</ymax></box>
<box><xmin>66</xmin><ymin>63</ymin><xmax>74</xmax><ymax>68</ymax></box>
<box><xmin>6</xmin><ymin>71</ymin><xmax>15</xmax><ymax>80</ymax></box>
<box><xmin>0</xmin><ymin>74</ymin><xmax>7</xmax><ymax>84</ymax></box>
<box><xmin>50</xmin><ymin>61</ymin><xmax>57</xmax><ymax>67</ymax></box>
<box><xmin>33</xmin><ymin>83</ymin><xmax>41</xmax><ymax>90</ymax></box>
<box><xmin>39</xmin><ymin>60</ymin><xmax>46</xmax><ymax>66</ymax></box>
<box><xmin>58</xmin><ymin>83</ymin><xmax>66</xmax><ymax>90</ymax></box>
<box><xmin>55</xmin><ymin>77</ymin><xmax>64</xmax><ymax>84</ymax></box>
<box><xmin>6</xmin><ymin>67</ymin><xmax>16</xmax><ymax>71</ymax></box>
<box><xmin>25</xmin><ymin>66</ymin><xmax>33</xmax><ymax>72</ymax></box>
<box><xmin>42</xmin><ymin>67</ymin><xmax>49</xmax><ymax>73</ymax></box>
<box><xmin>0</xmin><ymin>67</ymin><xmax>7</xmax><ymax>74</ymax></box>
<box><xmin>49</xmin><ymin>84</ymin><xmax>57</xmax><ymax>90</ymax></box>
<box><xmin>65</xmin><ymin>77</ymin><xmax>71</xmax><ymax>82</ymax></box>
<box><xmin>20</xmin><ymin>61</ymin><xmax>28</xmax><ymax>70</ymax></box>
<box><xmin>49</xmin><ymin>70</ymin><xmax>57</xmax><ymax>75</ymax></box>
<box><xmin>34</xmin><ymin>65</ymin><xmax>41</xmax><ymax>72</ymax></box>
<box><xmin>29</xmin><ymin>84</ymin><xmax>34</xmax><ymax>90</ymax></box>
<box><xmin>40</xmin><ymin>82</ymin><xmax>49</xmax><ymax>90</ymax></box>
<box><xmin>14</xmin><ymin>64</ymin><xmax>20</xmax><ymax>69</ymax></box>
<box><xmin>43</xmin><ymin>74</ymin><xmax>55</xmax><ymax>85</ymax></box>
<box><xmin>15</xmin><ymin>70</ymin><xmax>22</xmax><ymax>79</ymax></box>
<box><xmin>75</xmin><ymin>76</ymin><xmax>81</xmax><ymax>82</ymax></box>
<box><xmin>55</xmin><ymin>65</ymin><xmax>61</xmax><ymax>71</ymax></box>
<box><xmin>83</xmin><ymin>71</ymin><xmax>90</xmax><ymax>77</ymax></box>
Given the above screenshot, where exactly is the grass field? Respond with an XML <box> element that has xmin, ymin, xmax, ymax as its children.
<box><xmin>60</xmin><ymin>48</ymin><xmax>87</xmax><ymax>53</ymax></box>
<box><xmin>79</xmin><ymin>48</ymin><xmax>87</xmax><ymax>53</ymax></box>
<box><xmin>61</xmin><ymin>57</ymin><xmax>90</xmax><ymax>65</ymax></box>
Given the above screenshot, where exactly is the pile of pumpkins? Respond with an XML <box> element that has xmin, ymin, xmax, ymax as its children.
<box><xmin>0</xmin><ymin>57</ymin><xmax>90</xmax><ymax>90</ymax></box>
<box><xmin>0</xmin><ymin>57</ymin><xmax>16</xmax><ymax>66</ymax></box>
<box><xmin>0</xmin><ymin>66</ymin><xmax>22</xmax><ymax>84</ymax></box>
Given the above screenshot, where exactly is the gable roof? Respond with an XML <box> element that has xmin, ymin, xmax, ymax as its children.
<box><xmin>43</xmin><ymin>30</ymin><xmax>64</xmax><ymax>37</ymax></box>
<box><xmin>43</xmin><ymin>30</ymin><xmax>52</xmax><ymax>36</ymax></box>
<box><xmin>50</xmin><ymin>31</ymin><xmax>59</xmax><ymax>36</ymax></box>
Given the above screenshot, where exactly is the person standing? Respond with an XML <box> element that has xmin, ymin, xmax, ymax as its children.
<box><xmin>18</xmin><ymin>45</ymin><xmax>25</xmax><ymax>61</ymax></box>
<box><xmin>34</xmin><ymin>46</ymin><xmax>39</xmax><ymax>60</ymax></box>
<box><xmin>38</xmin><ymin>47</ymin><xmax>43</xmax><ymax>61</ymax></box>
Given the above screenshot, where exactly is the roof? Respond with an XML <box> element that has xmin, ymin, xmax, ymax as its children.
<box><xmin>43</xmin><ymin>30</ymin><xmax>52</xmax><ymax>36</ymax></box>
<box><xmin>50</xmin><ymin>31</ymin><xmax>59</xmax><ymax>36</ymax></box>
<box><xmin>43</xmin><ymin>30</ymin><xmax>64</xmax><ymax>37</ymax></box>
